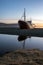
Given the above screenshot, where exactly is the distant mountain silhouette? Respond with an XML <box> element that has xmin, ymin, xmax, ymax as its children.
<box><xmin>0</xmin><ymin>23</ymin><xmax>19</xmax><ymax>28</ymax></box>
<box><xmin>0</xmin><ymin>23</ymin><xmax>6</xmax><ymax>25</ymax></box>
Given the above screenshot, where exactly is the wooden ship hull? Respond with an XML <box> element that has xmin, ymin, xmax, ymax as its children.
<box><xmin>18</xmin><ymin>20</ymin><xmax>33</xmax><ymax>29</ymax></box>
<box><xmin>18</xmin><ymin>20</ymin><xmax>30</xmax><ymax>29</ymax></box>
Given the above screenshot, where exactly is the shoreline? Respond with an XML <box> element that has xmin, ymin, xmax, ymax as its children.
<box><xmin>0</xmin><ymin>27</ymin><xmax>43</xmax><ymax>37</ymax></box>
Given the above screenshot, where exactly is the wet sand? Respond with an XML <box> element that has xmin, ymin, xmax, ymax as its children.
<box><xmin>0</xmin><ymin>49</ymin><xmax>43</xmax><ymax>65</ymax></box>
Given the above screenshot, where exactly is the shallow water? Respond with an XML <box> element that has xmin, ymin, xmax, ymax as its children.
<box><xmin>0</xmin><ymin>34</ymin><xmax>43</xmax><ymax>54</ymax></box>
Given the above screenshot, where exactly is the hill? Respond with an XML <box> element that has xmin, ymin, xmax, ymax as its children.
<box><xmin>0</xmin><ymin>23</ymin><xmax>19</xmax><ymax>28</ymax></box>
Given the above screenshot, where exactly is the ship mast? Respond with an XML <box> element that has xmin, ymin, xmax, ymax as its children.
<box><xmin>22</xmin><ymin>8</ymin><xmax>26</xmax><ymax>49</ymax></box>
<box><xmin>24</xmin><ymin>8</ymin><xmax>26</xmax><ymax>21</ymax></box>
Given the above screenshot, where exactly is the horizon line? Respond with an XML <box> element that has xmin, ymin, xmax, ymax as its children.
<box><xmin>0</xmin><ymin>18</ymin><xmax>43</xmax><ymax>21</ymax></box>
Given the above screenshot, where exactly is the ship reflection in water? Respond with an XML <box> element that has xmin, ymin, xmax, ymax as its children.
<box><xmin>0</xmin><ymin>34</ymin><xmax>43</xmax><ymax>56</ymax></box>
<box><xmin>18</xmin><ymin>35</ymin><xmax>31</xmax><ymax>49</ymax></box>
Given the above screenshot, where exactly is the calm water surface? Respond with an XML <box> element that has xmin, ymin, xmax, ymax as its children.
<box><xmin>0</xmin><ymin>34</ymin><xmax>43</xmax><ymax>54</ymax></box>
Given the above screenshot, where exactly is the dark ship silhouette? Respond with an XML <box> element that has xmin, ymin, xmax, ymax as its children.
<box><xmin>18</xmin><ymin>8</ymin><xmax>33</xmax><ymax>29</ymax></box>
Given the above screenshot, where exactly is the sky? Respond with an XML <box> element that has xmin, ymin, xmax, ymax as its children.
<box><xmin>0</xmin><ymin>0</ymin><xmax>43</xmax><ymax>20</ymax></box>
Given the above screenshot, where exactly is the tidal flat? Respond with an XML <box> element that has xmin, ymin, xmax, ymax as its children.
<box><xmin>0</xmin><ymin>27</ymin><xmax>43</xmax><ymax>37</ymax></box>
